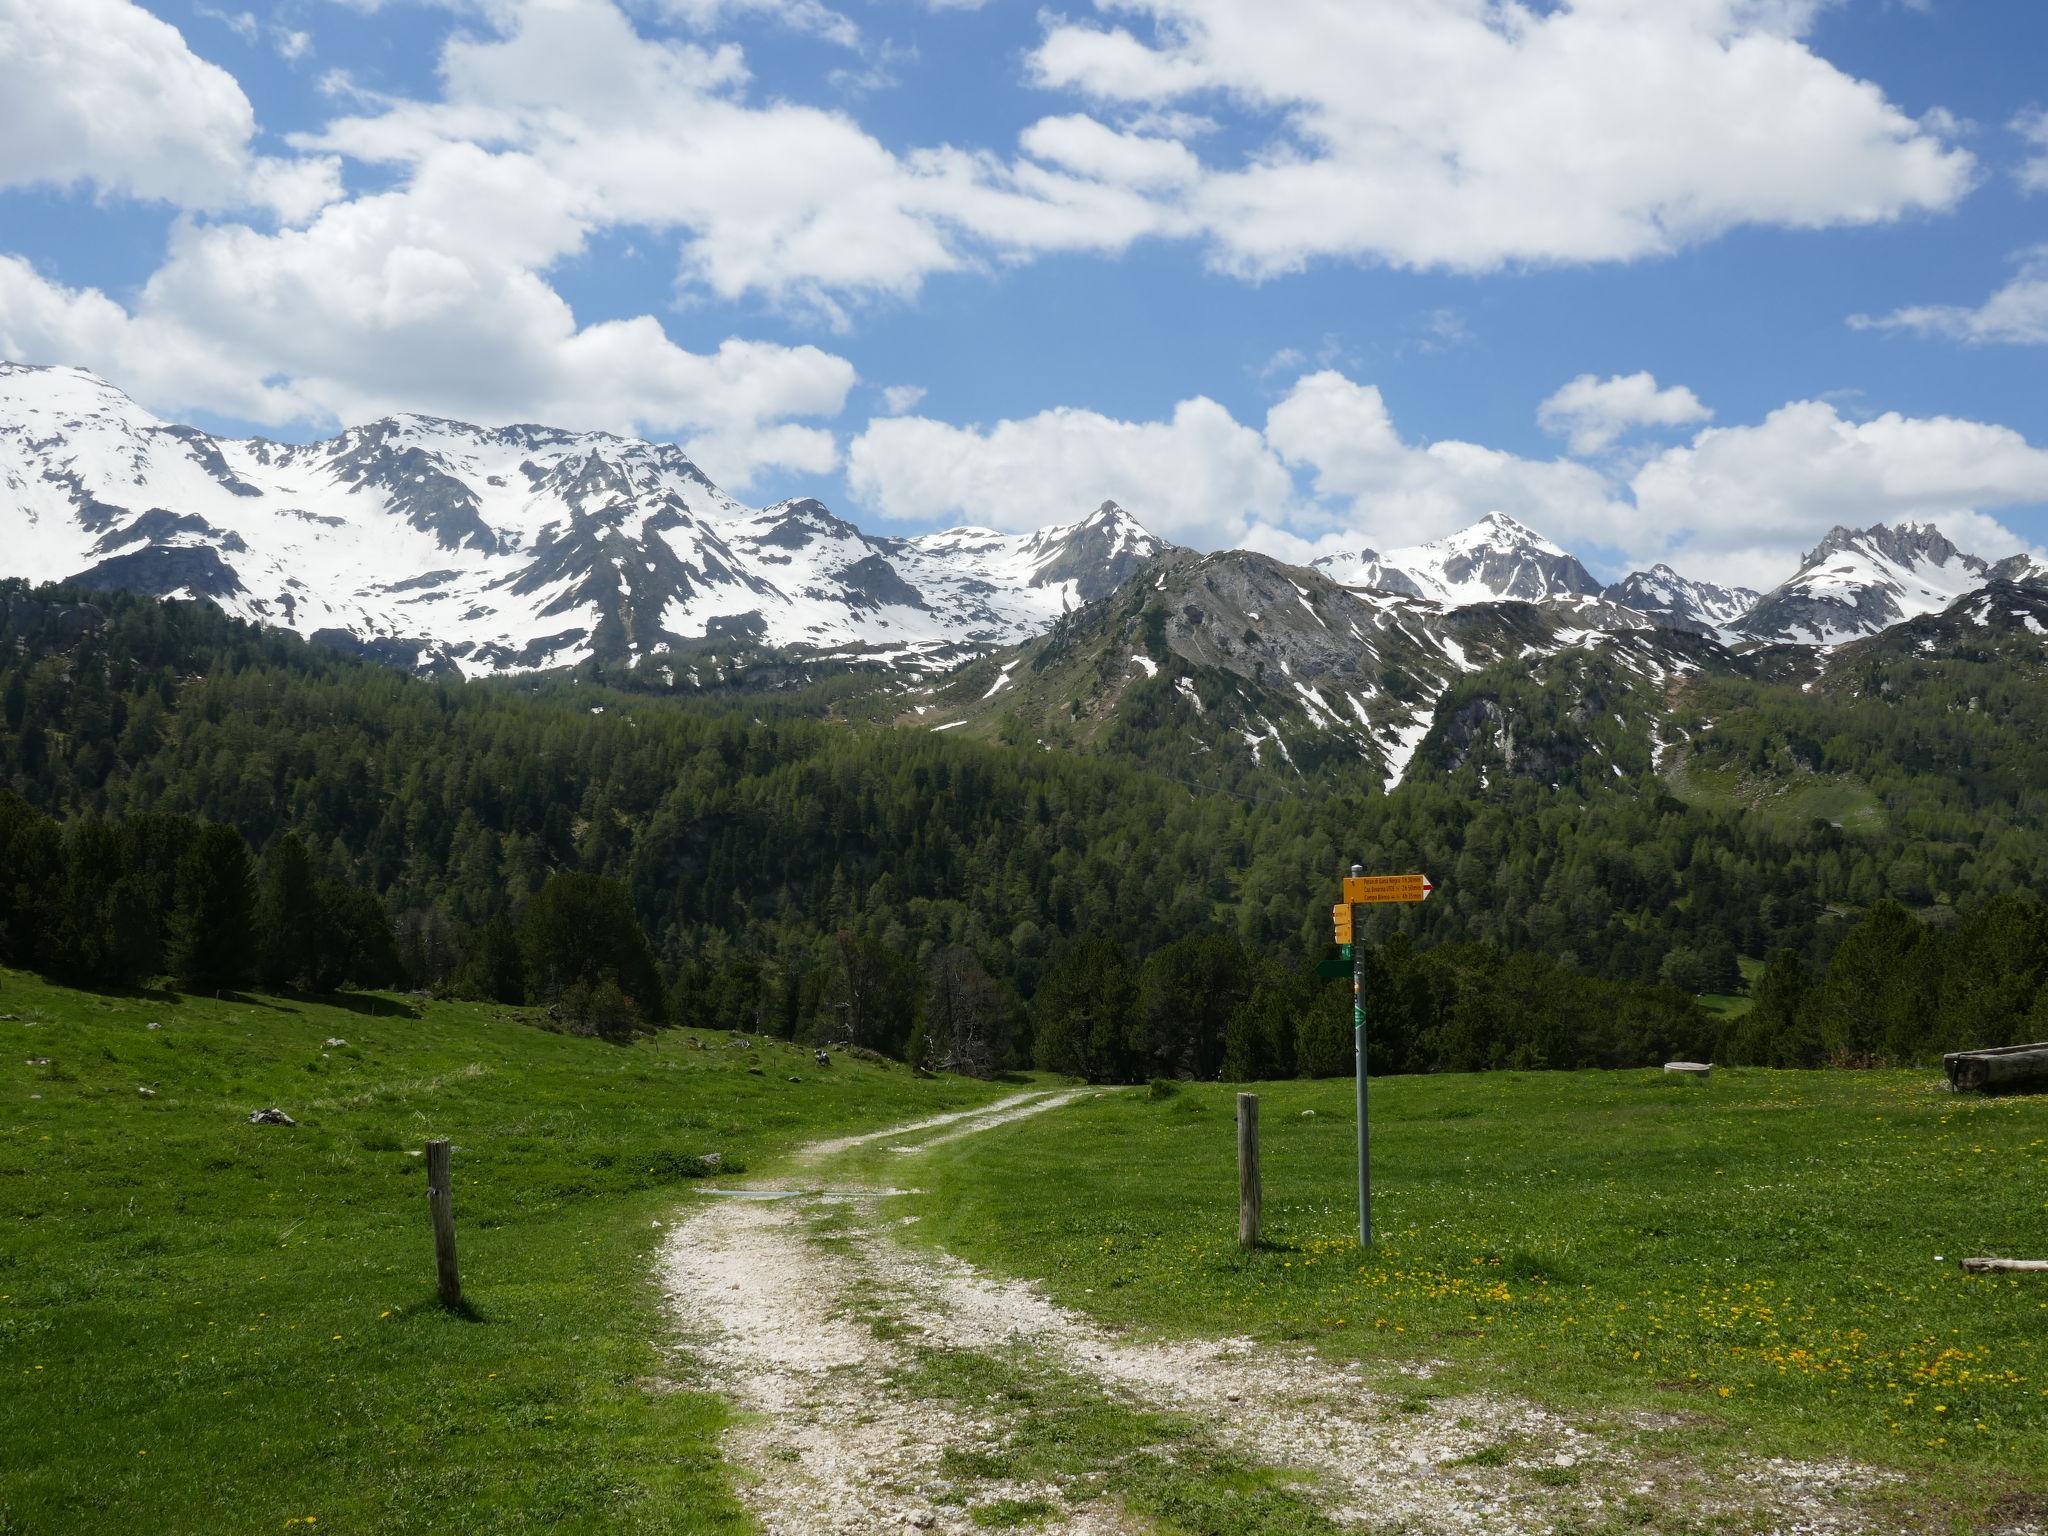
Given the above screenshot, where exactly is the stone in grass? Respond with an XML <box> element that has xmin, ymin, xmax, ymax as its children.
<box><xmin>248</xmin><ymin>1107</ymin><xmax>297</xmax><ymax>1126</ymax></box>
<box><xmin>1664</xmin><ymin>1061</ymin><xmax>1712</xmax><ymax>1079</ymax></box>
<box><xmin>324</xmin><ymin>1038</ymin><xmax>348</xmax><ymax>1048</ymax></box>
<box><xmin>25</xmin><ymin>1056</ymin><xmax>49</xmax><ymax>1066</ymax></box>
<box><xmin>138</xmin><ymin>1086</ymin><xmax>157</xmax><ymax>1098</ymax></box>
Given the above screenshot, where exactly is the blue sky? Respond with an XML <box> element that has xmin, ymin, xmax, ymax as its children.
<box><xmin>1</xmin><ymin>0</ymin><xmax>2045</xmax><ymax>585</ymax></box>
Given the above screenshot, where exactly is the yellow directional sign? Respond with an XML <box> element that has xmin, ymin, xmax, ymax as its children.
<box><xmin>1342</xmin><ymin>873</ymin><xmax>1434</xmax><ymax>905</ymax></box>
<box><xmin>1330</xmin><ymin>904</ymin><xmax>1353</xmax><ymax>944</ymax></box>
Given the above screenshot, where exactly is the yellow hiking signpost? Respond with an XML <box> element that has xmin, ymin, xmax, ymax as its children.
<box><xmin>1337</xmin><ymin>864</ymin><xmax>1433</xmax><ymax>1245</ymax></box>
<box><xmin>1343</xmin><ymin>873</ymin><xmax>1434</xmax><ymax>906</ymax></box>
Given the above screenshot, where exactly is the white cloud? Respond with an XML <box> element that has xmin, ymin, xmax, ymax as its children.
<box><xmin>1850</xmin><ymin>248</ymin><xmax>2048</xmax><ymax>346</ymax></box>
<box><xmin>1630</xmin><ymin>400</ymin><xmax>2048</xmax><ymax>584</ymax></box>
<box><xmin>0</xmin><ymin>141</ymin><xmax>857</xmax><ymax>488</ymax></box>
<box><xmin>643</xmin><ymin>0</ymin><xmax>862</xmax><ymax>50</ymax></box>
<box><xmin>0</xmin><ymin>0</ymin><xmax>340</xmax><ymax>220</ymax></box>
<box><xmin>848</xmin><ymin>397</ymin><xmax>1294</xmax><ymax>542</ymax></box>
<box><xmin>197</xmin><ymin>5</ymin><xmax>259</xmax><ymax>42</ymax></box>
<box><xmin>848</xmin><ymin>371</ymin><xmax>1625</xmax><ymax>553</ymax></box>
<box><xmin>1537</xmin><ymin>371</ymin><xmax>1714</xmax><ymax>455</ymax></box>
<box><xmin>1029</xmin><ymin>0</ymin><xmax>1974</xmax><ymax>274</ymax></box>
<box><xmin>849</xmin><ymin>375</ymin><xmax>2048</xmax><ymax>588</ymax></box>
<box><xmin>295</xmin><ymin>0</ymin><xmax>1174</xmax><ymax>321</ymax></box>
<box><xmin>276</xmin><ymin>28</ymin><xmax>314</xmax><ymax>61</ymax></box>
<box><xmin>264</xmin><ymin>0</ymin><xmax>1976</xmax><ymax>321</ymax></box>
<box><xmin>879</xmin><ymin>384</ymin><xmax>927</xmax><ymax>415</ymax></box>
<box><xmin>1263</xmin><ymin>371</ymin><xmax>1630</xmax><ymax>552</ymax></box>
<box><xmin>2015</xmin><ymin>107</ymin><xmax>2048</xmax><ymax>194</ymax></box>
<box><xmin>1018</xmin><ymin>115</ymin><xmax>1203</xmax><ymax>190</ymax></box>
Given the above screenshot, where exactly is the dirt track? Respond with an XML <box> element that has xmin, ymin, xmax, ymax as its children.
<box><xmin>659</xmin><ymin>1090</ymin><xmax>1898</xmax><ymax>1535</ymax></box>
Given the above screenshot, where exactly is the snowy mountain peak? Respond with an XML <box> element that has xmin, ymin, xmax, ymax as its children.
<box><xmin>1017</xmin><ymin>501</ymin><xmax>1167</xmax><ymax>601</ymax></box>
<box><xmin>1311</xmin><ymin>513</ymin><xmax>1602</xmax><ymax>608</ymax></box>
<box><xmin>1738</xmin><ymin>520</ymin><xmax>1997</xmax><ymax>646</ymax></box>
<box><xmin>1604</xmin><ymin>564</ymin><xmax>1761</xmax><ymax>632</ymax></box>
<box><xmin>1441</xmin><ymin>509</ymin><xmax>1564</xmax><ymax>556</ymax></box>
<box><xmin>1802</xmin><ymin>520</ymin><xmax>1973</xmax><ymax>576</ymax></box>
<box><xmin>0</xmin><ymin>361</ymin><xmax>155</xmax><ymax>421</ymax></box>
<box><xmin>0</xmin><ymin>362</ymin><xmax>1180</xmax><ymax>677</ymax></box>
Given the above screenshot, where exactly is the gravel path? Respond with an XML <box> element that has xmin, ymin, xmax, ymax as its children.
<box><xmin>658</xmin><ymin>1091</ymin><xmax>1897</xmax><ymax>1535</ymax></box>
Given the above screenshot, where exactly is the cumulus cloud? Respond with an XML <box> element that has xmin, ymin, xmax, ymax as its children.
<box><xmin>2016</xmin><ymin>107</ymin><xmax>2048</xmax><ymax>194</ymax></box>
<box><xmin>278</xmin><ymin>0</ymin><xmax>1975</xmax><ymax>318</ymax></box>
<box><xmin>848</xmin><ymin>371</ymin><xmax>1627</xmax><ymax>553</ymax></box>
<box><xmin>849</xmin><ymin>376</ymin><xmax>2048</xmax><ymax>588</ymax></box>
<box><xmin>1029</xmin><ymin>0</ymin><xmax>1974</xmax><ymax>274</ymax></box>
<box><xmin>0</xmin><ymin>0</ymin><xmax>881</xmax><ymax>486</ymax></box>
<box><xmin>1537</xmin><ymin>372</ymin><xmax>1714</xmax><ymax>455</ymax></box>
<box><xmin>1263</xmin><ymin>372</ymin><xmax>1632</xmax><ymax>552</ymax></box>
<box><xmin>292</xmin><ymin>0</ymin><xmax>1175</xmax><ymax>322</ymax></box>
<box><xmin>1630</xmin><ymin>401</ymin><xmax>2048</xmax><ymax>584</ymax></box>
<box><xmin>0</xmin><ymin>0</ymin><xmax>340</xmax><ymax>220</ymax></box>
<box><xmin>0</xmin><ymin>141</ymin><xmax>858</xmax><ymax>488</ymax></box>
<box><xmin>848</xmin><ymin>396</ymin><xmax>1293</xmax><ymax>542</ymax></box>
<box><xmin>1850</xmin><ymin>248</ymin><xmax>2048</xmax><ymax>346</ymax></box>
<box><xmin>645</xmin><ymin>0</ymin><xmax>862</xmax><ymax>50</ymax></box>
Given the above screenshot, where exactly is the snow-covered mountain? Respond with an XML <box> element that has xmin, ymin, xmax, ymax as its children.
<box><xmin>1310</xmin><ymin>511</ymin><xmax>1606</xmax><ymax>607</ymax></box>
<box><xmin>8</xmin><ymin>363</ymin><xmax>2047</xmax><ymax>682</ymax></box>
<box><xmin>1735</xmin><ymin>522</ymin><xmax>2041</xmax><ymax>645</ymax></box>
<box><xmin>1602</xmin><ymin>565</ymin><xmax>1761</xmax><ymax>632</ymax></box>
<box><xmin>0</xmin><ymin>363</ymin><xmax>1165</xmax><ymax>675</ymax></box>
<box><xmin>1305</xmin><ymin>508</ymin><xmax>2043</xmax><ymax>647</ymax></box>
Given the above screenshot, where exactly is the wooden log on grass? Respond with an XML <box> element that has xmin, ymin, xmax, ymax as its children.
<box><xmin>1943</xmin><ymin>1042</ymin><xmax>2048</xmax><ymax>1094</ymax></box>
<box><xmin>1960</xmin><ymin>1258</ymin><xmax>2048</xmax><ymax>1274</ymax></box>
<box><xmin>1237</xmin><ymin>1093</ymin><xmax>1260</xmax><ymax>1251</ymax></box>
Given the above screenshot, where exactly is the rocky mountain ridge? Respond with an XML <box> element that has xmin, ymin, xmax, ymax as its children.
<box><xmin>4</xmin><ymin>363</ymin><xmax>2044</xmax><ymax>686</ymax></box>
<box><xmin>1</xmin><ymin>363</ymin><xmax>1163</xmax><ymax>678</ymax></box>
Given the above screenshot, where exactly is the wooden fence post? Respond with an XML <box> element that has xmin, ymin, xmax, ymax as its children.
<box><xmin>1237</xmin><ymin>1092</ymin><xmax>1261</xmax><ymax>1250</ymax></box>
<box><xmin>425</xmin><ymin>1138</ymin><xmax>462</xmax><ymax>1309</ymax></box>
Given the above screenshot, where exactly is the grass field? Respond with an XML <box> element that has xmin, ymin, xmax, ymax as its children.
<box><xmin>0</xmin><ymin>969</ymin><xmax>1004</xmax><ymax>1534</ymax></box>
<box><xmin>899</xmin><ymin>1069</ymin><xmax>2048</xmax><ymax>1519</ymax></box>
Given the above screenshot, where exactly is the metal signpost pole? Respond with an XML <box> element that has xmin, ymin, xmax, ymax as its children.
<box><xmin>1330</xmin><ymin>869</ymin><xmax>1428</xmax><ymax>1249</ymax></box>
<box><xmin>1351</xmin><ymin>863</ymin><xmax>1369</xmax><ymax>1248</ymax></box>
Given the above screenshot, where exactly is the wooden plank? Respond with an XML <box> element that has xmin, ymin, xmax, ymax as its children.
<box><xmin>1237</xmin><ymin>1093</ymin><xmax>1260</xmax><ymax>1251</ymax></box>
<box><xmin>426</xmin><ymin>1138</ymin><xmax>463</xmax><ymax>1309</ymax></box>
<box><xmin>1960</xmin><ymin>1258</ymin><xmax>2048</xmax><ymax>1274</ymax></box>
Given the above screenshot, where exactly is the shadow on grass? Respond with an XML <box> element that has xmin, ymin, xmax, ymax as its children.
<box><xmin>394</xmin><ymin>1295</ymin><xmax>489</xmax><ymax>1324</ymax></box>
<box><xmin>298</xmin><ymin>991</ymin><xmax>422</xmax><ymax>1020</ymax></box>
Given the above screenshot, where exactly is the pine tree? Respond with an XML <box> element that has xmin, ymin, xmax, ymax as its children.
<box><xmin>256</xmin><ymin>834</ymin><xmax>320</xmax><ymax>992</ymax></box>
<box><xmin>171</xmin><ymin>824</ymin><xmax>257</xmax><ymax>993</ymax></box>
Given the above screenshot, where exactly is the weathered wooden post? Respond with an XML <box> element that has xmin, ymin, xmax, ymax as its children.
<box><xmin>425</xmin><ymin>1138</ymin><xmax>462</xmax><ymax>1309</ymax></box>
<box><xmin>1237</xmin><ymin>1092</ymin><xmax>1261</xmax><ymax>1250</ymax></box>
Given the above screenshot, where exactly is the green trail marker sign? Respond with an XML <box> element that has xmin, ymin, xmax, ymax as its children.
<box><xmin>1341</xmin><ymin>863</ymin><xmax>1433</xmax><ymax>1246</ymax></box>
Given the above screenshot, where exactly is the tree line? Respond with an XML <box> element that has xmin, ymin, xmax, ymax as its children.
<box><xmin>4</xmin><ymin>581</ymin><xmax>2047</xmax><ymax>1075</ymax></box>
<box><xmin>1725</xmin><ymin>895</ymin><xmax>2048</xmax><ymax>1068</ymax></box>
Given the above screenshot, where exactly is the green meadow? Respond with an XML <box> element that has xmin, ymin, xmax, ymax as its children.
<box><xmin>9</xmin><ymin>964</ymin><xmax>2048</xmax><ymax>1533</ymax></box>
<box><xmin>900</xmin><ymin>1069</ymin><xmax>2048</xmax><ymax>1518</ymax></box>
<box><xmin>0</xmin><ymin>969</ymin><xmax>1002</xmax><ymax>1534</ymax></box>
